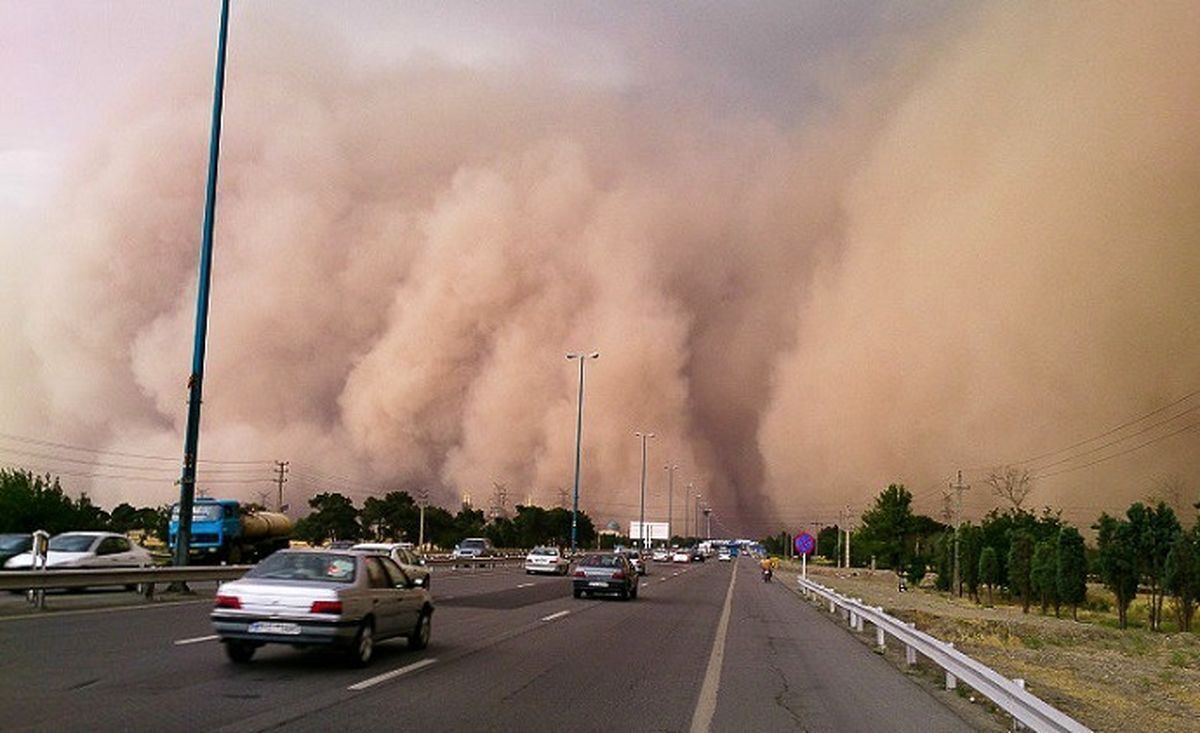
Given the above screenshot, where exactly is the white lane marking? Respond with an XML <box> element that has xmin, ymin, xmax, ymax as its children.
<box><xmin>173</xmin><ymin>634</ymin><xmax>219</xmax><ymax>646</ymax></box>
<box><xmin>689</xmin><ymin>559</ymin><xmax>738</xmax><ymax>733</ymax></box>
<box><xmin>348</xmin><ymin>658</ymin><xmax>437</xmax><ymax>691</ymax></box>
<box><xmin>540</xmin><ymin>610</ymin><xmax>570</xmax><ymax>622</ymax></box>
<box><xmin>672</xmin><ymin>572</ymin><xmax>680</xmax><ymax>576</ymax></box>
<box><xmin>516</xmin><ymin>582</ymin><xmax>535</xmax><ymax>588</ymax></box>
<box><xmin>660</xmin><ymin>578</ymin><xmax>668</xmax><ymax>583</ymax></box>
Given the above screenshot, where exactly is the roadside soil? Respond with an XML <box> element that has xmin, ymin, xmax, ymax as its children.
<box><xmin>786</xmin><ymin>563</ymin><xmax>1200</xmax><ymax>733</ymax></box>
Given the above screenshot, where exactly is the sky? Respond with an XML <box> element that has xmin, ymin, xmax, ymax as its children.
<box><xmin>2</xmin><ymin>1</ymin><xmax>1198</xmax><ymax>536</ymax></box>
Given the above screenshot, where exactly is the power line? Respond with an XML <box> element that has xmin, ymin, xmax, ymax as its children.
<box><xmin>1007</xmin><ymin>388</ymin><xmax>1200</xmax><ymax>468</ymax></box>
<box><xmin>0</xmin><ymin>445</ymin><xmax>265</xmax><ymax>474</ymax></box>
<box><xmin>1025</xmin><ymin>403</ymin><xmax>1200</xmax><ymax>474</ymax></box>
<box><xmin>0</xmin><ymin>431</ymin><xmax>272</xmax><ymax>465</ymax></box>
<box><xmin>1031</xmin><ymin>419</ymin><xmax>1200</xmax><ymax>480</ymax></box>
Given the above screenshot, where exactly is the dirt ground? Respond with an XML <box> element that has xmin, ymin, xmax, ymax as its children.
<box><xmin>784</xmin><ymin>563</ymin><xmax>1200</xmax><ymax>733</ymax></box>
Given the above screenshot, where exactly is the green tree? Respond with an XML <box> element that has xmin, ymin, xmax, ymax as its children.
<box><xmin>934</xmin><ymin>532</ymin><xmax>953</xmax><ymax>592</ymax></box>
<box><xmin>857</xmin><ymin>484</ymin><xmax>914</xmax><ymax>569</ymax></box>
<box><xmin>1031</xmin><ymin>539</ymin><xmax>1059</xmax><ymax>616</ymax></box>
<box><xmin>906</xmin><ymin>554</ymin><xmax>929</xmax><ymax>588</ymax></box>
<box><xmin>979</xmin><ymin>546</ymin><xmax>999</xmax><ymax>605</ymax></box>
<box><xmin>1095</xmin><ymin>513</ymin><xmax>1139</xmax><ymax>629</ymax></box>
<box><xmin>1056</xmin><ymin>526</ymin><xmax>1088</xmax><ymax>621</ymax></box>
<box><xmin>360</xmin><ymin>491</ymin><xmax>418</xmax><ymax>541</ymax></box>
<box><xmin>1127</xmin><ymin>501</ymin><xmax>1181</xmax><ymax>631</ymax></box>
<box><xmin>959</xmin><ymin>523</ymin><xmax>983</xmax><ymax>601</ymax></box>
<box><xmin>817</xmin><ymin>525</ymin><xmax>840</xmax><ymax>560</ymax></box>
<box><xmin>1008</xmin><ymin>530</ymin><xmax>1035</xmax><ymax>612</ymax></box>
<box><xmin>0</xmin><ymin>469</ymin><xmax>79</xmax><ymax>533</ymax></box>
<box><xmin>294</xmin><ymin>492</ymin><xmax>362</xmax><ymax>545</ymax></box>
<box><xmin>1164</xmin><ymin>528</ymin><xmax>1199</xmax><ymax>632</ymax></box>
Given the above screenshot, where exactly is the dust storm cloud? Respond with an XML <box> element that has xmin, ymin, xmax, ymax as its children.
<box><xmin>1</xmin><ymin>2</ymin><xmax>1197</xmax><ymax>533</ymax></box>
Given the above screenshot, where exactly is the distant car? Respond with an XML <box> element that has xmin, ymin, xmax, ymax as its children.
<box><xmin>524</xmin><ymin>546</ymin><xmax>568</xmax><ymax>575</ymax></box>
<box><xmin>572</xmin><ymin>553</ymin><xmax>638</xmax><ymax>600</ymax></box>
<box><xmin>452</xmin><ymin>537</ymin><xmax>495</xmax><ymax>560</ymax></box>
<box><xmin>671</xmin><ymin>549</ymin><xmax>691</xmax><ymax>563</ymax></box>
<box><xmin>718</xmin><ymin>549</ymin><xmax>732</xmax><ymax>562</ymax></box>
<box><xmin>690</xmin><ymin>547</ymin><xmax>706</xmax><ymax>563</ymax></box>
<box><xmin>210</xmin><ymin>549</ymin><xmax>433</xmax><ymax>666</ymax></box>
<box><xmin>351</xmin><ymin>542</ymin><xmax>432</xmax><ymax>591</ymax></box>
<box><xmin>0</xmin><ymin>534</ymin><xmax>33</xmax><ymax>569</ymax></box>
<box><xmin>4</xmin><ymin>531</ymin><xmax>152</xmax><ymax>571</ymax></box>
<box><xmin>651</xmin><ymin>548</ymin><xmax>670</xmax><ymax>563</ymax></box>
<box><xmin>618</xmin><ymin>549</ymin><xmax>647</xmax><ymax>576</ymax></box>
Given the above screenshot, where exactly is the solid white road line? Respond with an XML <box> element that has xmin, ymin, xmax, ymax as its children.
<box><xmin>516</xmin><ymin>582</ymin><xmax>535</xmax><ymax>588</ymax></box>
<box><xmin>540</xmin><ymin>610</ymin><xmax>570</xmax><ymax>622</ymax></box>
<box><xmin>173</xmin><ymin>634</ymin><xmax>219</xmax><ymax>646</ymax></box>
<box><xmin>348</xmin><ymin>658</ymin><xmax>437</xmax><ymax>691</ymax></box>
<box><xmin>689</xmin><ymin>559</ymin><xmax>738</xmax><ymax>733</ymax></box>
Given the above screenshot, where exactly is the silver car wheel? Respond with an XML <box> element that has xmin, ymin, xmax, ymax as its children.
<box><xmin>351</xmin><ymin>621</ymin><xmax>374</xmax><ymax>667</ymax></box>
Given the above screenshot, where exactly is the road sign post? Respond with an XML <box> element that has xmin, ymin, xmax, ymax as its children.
<box><xmin>794</xmin><ymin>532</ymin><xmax>815</xmax><ymax>580</ymax></box>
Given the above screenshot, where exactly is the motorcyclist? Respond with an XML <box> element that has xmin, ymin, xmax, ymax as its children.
<box><xmin>759</xmin><ymin>555</ymin><xmax>778</xmax><ymax>580</ymax></box>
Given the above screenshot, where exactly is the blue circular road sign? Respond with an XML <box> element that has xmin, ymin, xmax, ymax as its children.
<box><xmin>794</xmin><ymin>532</ymin><xmax>815</xmax><ymax>555</ymax></box>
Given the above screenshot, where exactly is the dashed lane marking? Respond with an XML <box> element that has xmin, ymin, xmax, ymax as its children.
<box><xmin>540</xmin><ymin>610</ymin><xmax>570</xmax><ymax>622</ymax></box>
<box><xmin>348</xmin><ymin>658</ymin><xmax>437</xmax><ymax>691</ymax></box>
<box><xmin>516</xmin><ymin>582</ymin><xmax>535</xmax><ymax>588</ymax></box>
<box><xmin>173</xmin><ymin>634</ymin><xmax>219</xmax><ymax>646</ymax></box>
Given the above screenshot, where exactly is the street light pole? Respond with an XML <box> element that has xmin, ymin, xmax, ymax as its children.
<box><xmin>685</xmin><ymin>482</ymin><xmax>694</xmax><ymax>539</ymax></box>
<box><xmin>174</xmin><ymin>0</ymin><xmax>231</xmax><ymax>569</ymax></box>
<box><xmin>695</xmin><ymin>493</ymin><xmax>702</xmax><ymax>545</ymax></box>
<box><xmin>634</xmin><ymin>432</ymin><xmax>655</xmax><ymax>550</ymax></box>
<box><xmin>566</xmin><ymin>352</ymin><xmax>599</xmax><ymax>553</ymax></box>
<box><xmin>664</xmin><ymin>464</ymin><xmax>678</xmax><ymax>544</ymax></box>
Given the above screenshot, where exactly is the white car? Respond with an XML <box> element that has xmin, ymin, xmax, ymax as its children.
<box><xmin>718</xmin><ymin>550</ymin><xmax>732</xmax><ymax>562</ymax></box>
<box><xmin>524</xmin><ymin>546</ymin><xmax>569</xmax><ymax>575</ymax></box>
<box><xmin>350</xmin><ymin>542</ymin><xmax>432</xmax><ymax>591</ymax></box>
<box><xmin>4</xmin><ymin>531</ymin><xmax>153</xmax><ymax>570</ymax></box>
<box><xmin>671</xmin><ymin>550</ymin><xmax>691</xmax><ymax>563</ymax></box>
<box><xmin>651</xmin><ymin>549</ymin><xmax>670</xmax><ymax>563</ymax></box>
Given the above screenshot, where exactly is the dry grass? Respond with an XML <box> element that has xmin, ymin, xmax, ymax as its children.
<box><xmin>788</xmin><ymin>563</ymin><xmax>1200</xmax><ymax>733</ymax></box>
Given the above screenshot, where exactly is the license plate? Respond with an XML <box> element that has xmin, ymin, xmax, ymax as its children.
<box><xmin>589</xmin><ymin>581</ymin><xmax>608</xmax><ymax>588</ymax></box>
<box><xmin>248</xmin><ymin>621</ymin><xmax>301</xmax><ymax>635</ymax></box>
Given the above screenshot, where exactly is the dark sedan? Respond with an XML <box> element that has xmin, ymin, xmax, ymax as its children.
<box><xmin>572</xmin><ymin>553</ymin><xmax>639</xmax><ymax>600</ymax></box>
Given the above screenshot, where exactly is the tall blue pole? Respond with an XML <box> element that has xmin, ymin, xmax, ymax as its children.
<box><xmin>174</xmin><ymin>0</ymin><xmax>231</xmax><ymax>567</ymax></box>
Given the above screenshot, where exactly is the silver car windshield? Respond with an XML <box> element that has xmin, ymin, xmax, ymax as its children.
<box><xmin>247</xmin><ymin>553</ymin><xmax>357</xmax><ymax>583</ymax></box>
<box><xmin>0</xmin><ymin>535</ymin><xmax>30</xmax><ymax>551</ymax></box>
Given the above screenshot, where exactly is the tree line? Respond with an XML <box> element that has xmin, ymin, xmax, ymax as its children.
<box><xmin>777</xmin><ymin>482</ymin><xmax>1200</xmax><ymax>632</ymax></box>
<box><xmin>0</xmin><ymin>469</ymin><xmax>168</xmax><ymax>539</ymax></box>
<box><xmin>292</xmin><ymin>490</ymin><xmax>598</xmax><ymax>550</ymax></box>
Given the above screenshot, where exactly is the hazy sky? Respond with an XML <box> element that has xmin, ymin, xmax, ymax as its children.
<box><xmin>2</xmin><ymin>1</ymin><xmax>1197</xmax><ymax>534</ymax></box>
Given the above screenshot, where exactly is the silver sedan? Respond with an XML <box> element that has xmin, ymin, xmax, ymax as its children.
<box><xmin>210</xmin><ymin>549</ymin><xmax>433</xmax><ymax>666</ymax></box>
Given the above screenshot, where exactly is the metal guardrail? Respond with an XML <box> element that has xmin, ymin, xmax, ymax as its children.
<box><xmin>796</xmin><ymin>576</ymin><xmax>1091</xmax><ymax>733</ymax></box>
<box><xmin>0</xmin><ymin>566</ymin><xmax>251</xmax><ymax>593</ymax></box>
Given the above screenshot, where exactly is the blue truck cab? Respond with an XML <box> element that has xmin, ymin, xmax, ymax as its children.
<box><xmin>169</xmin><ymin>498</ymin><xmax>241</xmax><ymax>560</ymax></box>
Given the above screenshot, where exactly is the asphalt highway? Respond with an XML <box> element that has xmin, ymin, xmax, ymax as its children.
<box><xmin>0</xmin><ymin>557</ymin><xmax>994</xmax><ymax>732</ymax></box>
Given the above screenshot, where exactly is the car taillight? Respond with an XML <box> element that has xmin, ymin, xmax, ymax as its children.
<box><xmin>310</xmin><ymin>600</ymin><xmax>343</xmax><ymax>614</ymax></box>
<box><xmin>214</xmin><ymin>594</ymin><xmax>241</xmax><ymax>609</ymax></box>
<box><xmin>574</xmin><ymin>570</ymin><xmax>586</xmax><ymax>577</ymax></box>
<box><xmin>611</xmin><ymin>570</ymin><xmax>626</xmax><ymax>580</ymax></box>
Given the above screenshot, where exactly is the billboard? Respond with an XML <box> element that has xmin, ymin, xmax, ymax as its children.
<box><xmin>629</xmin><ymin>521</ymin><xmax>670</xmax><ymax>541</ymax></box>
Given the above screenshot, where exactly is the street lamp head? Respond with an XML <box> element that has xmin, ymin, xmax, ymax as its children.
<box><xmin>566</xmin><ymin>351</ymin><xmax>600</xmax><ymax>360</ymax></box>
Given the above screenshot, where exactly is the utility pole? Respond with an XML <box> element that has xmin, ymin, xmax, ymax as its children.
<box><xmin>845</xmin><ymin>510</ymin><xmax>851</xmax><ymax>569</ymax></box>
<box><xmin>703</xmin><ymin>506</ymin><xmax>712</xmax><ymax>540</ymax></box>
<box><xmin>694</xmin><ymin>493</ymin><xmax>702</xmax><ymax>545</ymax></box>
<box><xmin>417</xmin><ymin>487</ymin><xmax>429</xmax><ymax>549</ymax></box>
<box><xmin>664</xmin><ymin>464</ymin><xmax>678</xmax><ymax>543</ymax></box>
<box><xmin>274</xmin><ymin>460</ymin><xmax>289</xmax><ymax>512</ymax></box>
<box><xmin>557</xmin><ymin>487</ymin><xmax>570</xmax><ymax>509</ymax></box>
<box><xmin>950</xmin><ymin>470</ymin><xmax>970</xmax><ymax>597</ymax></box>
<box><xmin>635</xmin><ymin>432</ymin><xmax>655</xmax><ymax>550</ymax></box>
<box><xmin>173</xmin><ymin>0</ymin><xmax>231</xmax><ymax>569</ymax></box>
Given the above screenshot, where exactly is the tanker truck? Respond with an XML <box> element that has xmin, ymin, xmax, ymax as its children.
<box><xmin>168</xmin><ymin>498</ymin><xmax>292</xmax><ymax>564</ymax></box>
